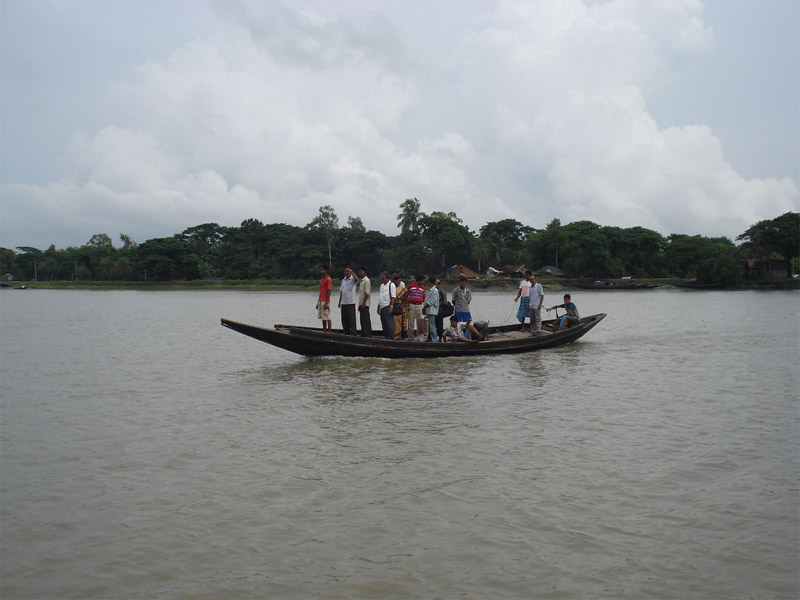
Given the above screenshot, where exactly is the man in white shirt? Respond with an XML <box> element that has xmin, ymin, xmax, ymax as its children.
<box><xmin>356</xmin><ymin>267</ymin><xmax>372</xmax><ymax>337</ymax></box>
<box><xmin>514</xmin><ymin>271</ymin><xmax>533</xmax><ymax>331</ymax></box>
<box><xmin>441</xmin><ymin>315</ymin><xmax>482</xmax><ymax>343</ymax></box>
<box><xmin>337</xmin><ymin>266</ymin><xmax>358</xmax><ymax>335</ymax></box>
<box><xmin>376</xmin><ymin>271</ymin><xmax>396</xmax><ymax>339</ymax></box>
<box><xmin>528</xmin><ymin>273</ymin><xmax>545</xmax><ymax>334</ymax></box>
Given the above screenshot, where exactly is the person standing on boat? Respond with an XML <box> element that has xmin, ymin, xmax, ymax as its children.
<box><xmin>337</xmin><ymin>266</ymin><xmax>358</xmax><ymax>335</ymax></box>
<box><xmin>357</xmin><ymin>266</ymin><xmax>372</xmax><ymax>338</ymax></box>
<box><xmin>391</xmin><ymin>272</ymin><xmax>407</xmax><ymax>340</ymax></box>
<box><xmin>546</xmin><ymin>294</ymin><xmax>579</xmax><ymax>330</ymax></box>
<box><xmin>513</xmin><ymin>271</ymin><xmax>533</xmax><ymax>331</ymax></box>
<box><xmin>452</xmin><ymin>276</ymin><xmax>472</xmax><ymax>322</ymax></box>
<box><xmin>317</xmin><ymin>264</ymin><xmax>333</xmax><ymax>332</ymax></box>
<box><xmin>406</xmin><ymin>274</ymin><xmax>427</xmax><ymax>341</ymax></box>
<box><xmin>424</xmin><ymin>276</ymin><xmax>440</xmax><ymax>342</ymax></box>
<box><xmin>377</xmin><ymin>271</ymin><xmax>397</xmax><ymax>339</ymax></box>
<box><xmin>528</xmin><ymin>273</ymin><xmax>545</xmax><ymax>335</ymax></box>
<box><xmin>435</xmin><ymin>279</ymin><xmax>448</xmax><ymax>340</ymax></box>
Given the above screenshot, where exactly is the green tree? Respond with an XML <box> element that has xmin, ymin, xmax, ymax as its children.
<box><xmin>134</xmin><ymin>237</ymin><xmax>196</xmax><ymax>281</ymax></box>
<box><xmin>36</xmin><ymin>244</ymin><xmax>59</xmax><ymax>281</ymax></box>
<box><xmin>215</xmin><ymin>220</ymin><xmax>271</xmax><ymax>278</ymax></box>
<box><xmin>559</xmin><ymin>221</ymin><xmax>619</xmax><ymax>278</ymax></box>
<box><xmin>179</xmin><ymin>223</ymin><xmax>223</xmax><ymax>261</ymax></box>
<box><xmin>119</xmin><ymin>233</ymin><xmax>137</xmax><ymax>250</ymax></box>
<box><xmin>347</xmin><ymin>216</ymin><xmax>366</xmax><ymax>233</ymax></box>
<box><xmin>338</xmin><ymin>225</ymin><xmax>389</xmax><ymax>275</ymax></box>
<box><xmin>397</xmin><ymin>198</ymin><xmax>422</xmax><ymax>235</ymax></box>
<box><xmin>86</xmin><ymin>234</ymin><xmax>114</xmax><ymax>279</ymax></box>
<box><xmin>603</xmin><ymin>226</ymin><xmax>666</xmax><ymax>277</ymax></box>
<box><xmin>385</xmin><ymin>238</ymin><xmax>430</xmax><ymax>275</ymax></box>
<box><xmin>178</xmin><ymin>223</ymin><xmax>226</xmax><ymax>278</ymax></box>
<box><xmin>471</xmin><ymin>240</ymin><xmax>489</xmax><ymax>274</ymax></box>
<box><xmin>479</xmin><ymin>219</ymin><xmax>530</xmax><ymax>243</ymax></box>
<box><xmin>479</xmin><ymin>219</ymin><xmax>531</xmax><ymax>266</ymax></box>
<box><xmin>664</xmin><ymin>234</ymin><xmax>739</xmax><ymax>284</ymax></box>
<box><xmin>14</xmin><ymin>246</ymin><xmax>43</xmax><ymax>280</ymax></box>
<box><xmin>664</xmin><ymin>235</ymin><xmax>705</xmax><ymax>278</ymax></box>
<box><xmin>541</xmin><ymin>218</ymin><xmax>564</xmax><ymax>267</ymax></box>
<box><xmin>53</xmin><ymin>245</ymin><xmax>92</xmax><ymax>280</ymax></box>
<box><xmin>485</xmin><ymin>232</ymin><xmax>505</xmax><ymax>266</ymax></box>
<box><xmin>737</xmin><ymin>212</ymin><xmax>800</xmax><ymax>277</ymax></box>
<box><xmin>308</xmin><ymin>205</ymin><xmax>339</xmax><ymax>269</ymax></box>
<box><xmin>419</xmin><ymin>211</ymin><xmax>474</xmax><ymax>273</ymax></box>
<box><xmin>0</xmin><ymin>247</ymin><xmax>16</xmax><ymax>275</ymax></box>
<box><xmin>241</xmin><ymin>223</ymin><xmax>323</xmax><ymax>279</ymax></box>
<box><xmin>695</xmin><ymin>240</ymin><xmax>740</xmax><ymax>285</ymax></box>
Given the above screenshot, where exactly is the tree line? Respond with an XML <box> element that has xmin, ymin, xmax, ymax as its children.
<box><xmin>1</xmin><ymin>201</ymin><xmax>797</xmax><ymax>285</ymax></box>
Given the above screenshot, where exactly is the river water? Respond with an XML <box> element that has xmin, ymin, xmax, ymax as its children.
<box><xmin>1</xmin><ymin>288</ymin><xmax>797</xmax><ymax>599</ymax></box>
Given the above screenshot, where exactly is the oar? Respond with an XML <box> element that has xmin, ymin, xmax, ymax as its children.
<box><xmin>546</xmin><ymin>307</ymin><xmax>559</xmax><ymax>331</ymax></box>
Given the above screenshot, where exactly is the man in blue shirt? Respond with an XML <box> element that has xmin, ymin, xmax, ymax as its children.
<box><xmin>547</xmin><ymin>294</ymin><xmax>580</xmax><ymax>330</ymax></box>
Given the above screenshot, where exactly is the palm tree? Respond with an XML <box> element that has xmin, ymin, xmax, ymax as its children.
<box><xmin>471</xmin><ymin>241</ymin><xmax>489</xmax><ymax>274</ymax></box>
<box><xmin>397</xmin><ymin>198</ymin><xmax>422</xmax><ymax>234</ymax></box>
<box><xmin>485</xmin><ymin>232</ymin><xmax>505</xmax><ymax>266</ymax></box>
<box><xmin>512</xmin><ymin>247</ymin><xmax>528</xmax><ymax>267</ymax></box>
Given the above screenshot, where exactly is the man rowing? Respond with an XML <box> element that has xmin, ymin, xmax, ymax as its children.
<box><xmin>546</xmin><ymin>294</ymin><xmax>580</xmax><ymax>330</ymax></box>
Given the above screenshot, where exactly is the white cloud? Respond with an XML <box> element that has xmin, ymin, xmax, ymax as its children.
<box><xmin>0</xmin><ymin>0</ymin><xmax>796</xmax><ymax>249</ymax></box>
<box><xmin>447</xmin><ymin>0</ymin><xmax>797</xmax><ymax>236</ymax></box>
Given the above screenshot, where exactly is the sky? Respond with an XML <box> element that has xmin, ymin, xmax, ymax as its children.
<box><xmin>1</xmin><ymin>0</ymin><xmax>798</xmax><ymax>250</ymax></box>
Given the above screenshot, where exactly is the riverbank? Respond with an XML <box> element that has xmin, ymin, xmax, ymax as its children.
<box><xmin>9</xmin><ymin>277</ymin><xmax>798</xmax><ymax>291</ymax></box>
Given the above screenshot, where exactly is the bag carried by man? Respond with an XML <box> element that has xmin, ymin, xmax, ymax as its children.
<box><xmin>392</xmin><ymin>300</ymin><xmax>404</xmax><ymax>316</ymax></box>
<box><xmin>438</xmin><ymin>290</ymin><xmax>454</xmax><ymax>317</ymax></box>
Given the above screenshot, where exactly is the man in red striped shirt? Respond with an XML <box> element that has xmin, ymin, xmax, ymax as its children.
<box><xmin>405</xmin><ymin>274</ymin><xmax>427</xmax><ymax>341</ymax></box>
<box><xmin>317</xmin><ymin>264</ymin><xmax>332</xmax><ymax>331</ymax></box>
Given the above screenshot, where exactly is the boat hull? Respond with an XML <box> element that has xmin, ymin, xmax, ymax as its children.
<box><xmin>221</xmin><ymin>314</ymin><xmax>606</xmax><ymax>359</ymax></box>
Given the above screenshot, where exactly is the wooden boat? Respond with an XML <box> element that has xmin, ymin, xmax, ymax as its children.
<box><xmin>221</xmin><ymin>313</ymin><xmax>606</xmax><ymax>359</ymax></box>
<box><xmin>572</xmin><ymin>279</ymin><xmax>661</xmax><ymax>290</ymax></box>
<box><xmin>669</xmin><ymin>279</ymin><xmax>724</xmax><ymax>289</ymax></box>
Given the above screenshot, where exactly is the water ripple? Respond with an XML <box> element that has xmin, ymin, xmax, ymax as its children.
<box><xmin>1</xmin><ymin>290</ymin><xmax>798</xmax><ymax>599</ymax></box>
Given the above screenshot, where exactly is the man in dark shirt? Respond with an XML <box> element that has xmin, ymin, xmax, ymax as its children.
<box><xmin>546</xmin><ymin>294</ymin><xmax>580</xmax><ymax>330</ymax></box>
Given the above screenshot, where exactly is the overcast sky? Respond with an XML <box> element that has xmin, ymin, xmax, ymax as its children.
<box><xmin>1</xmin><ymin>0</ymin><xmax>798</xmax><ymax>250</ymax></box>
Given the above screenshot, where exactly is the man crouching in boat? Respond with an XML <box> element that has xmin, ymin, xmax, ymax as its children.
<box><xmin>546</xmin><ymin>294</ymin><xmax>580</xmax><ymax>330</ymax></box>
<box><xmin>441</xmin><ymin>315</ymin><xmax>486</xmax><ymax>343</ymax></box>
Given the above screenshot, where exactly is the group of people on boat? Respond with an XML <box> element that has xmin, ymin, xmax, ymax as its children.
<box><xmin>316</xmin><ymin>264</ymin><xmax>580</xmax><ymax>342</ymax></box>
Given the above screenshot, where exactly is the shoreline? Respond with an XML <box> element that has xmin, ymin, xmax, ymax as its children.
<box><xmin>7</xmin><ymin>278</ymin><xmax>798</xmax><ymax>292</ymax></box>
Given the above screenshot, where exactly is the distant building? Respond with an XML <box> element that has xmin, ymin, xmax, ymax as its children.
<box><xmin>487</xmin><ymin>267</ymin><xmax>512</xmax><ymax>278</ymax></box>
<box><xmin>742</xmin><ymin>259</ymin><xmax>788</xmax><ymax>279</ymax></box>
<box><xmin>502</xmin><ymin>265</ymin><xmax>528</xmax><ymax>277</ymax></box>
<box><xmin>447</xmin><ymin>264</ymin><xmax>480</xmax><ymax>279</ymax></box>
<box><xmin>486</xmin><ymin>264</ymin><xmax>527</xmax><ymax>278</ymax></box>
<box><xmin>534</xmin><ymin>265</ymin><xmax>567</xmax><ymax>277</ymax></box>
